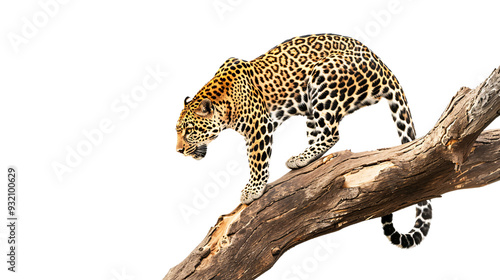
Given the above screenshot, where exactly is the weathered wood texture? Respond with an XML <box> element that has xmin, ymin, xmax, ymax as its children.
<box><xmin>164</xmin><ymin>67</ymin><xmax>500</xmax><ymax>280</ymax></box>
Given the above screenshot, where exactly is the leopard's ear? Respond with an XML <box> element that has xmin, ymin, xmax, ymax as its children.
<box><xmin>195</xmin><ymin>98</ymin><xmax>213</xmax><ymax>117</ymax></box>
<box><xmin>184</xmin><ymin>96</ymin><xmax>191</xmax><ymax>106</ymax></box>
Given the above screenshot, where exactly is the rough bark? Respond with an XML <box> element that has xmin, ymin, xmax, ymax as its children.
<box><xmin>164</xmin><ymin>67</ymin><xmax>500</xmax><ymax>280</ymax></box>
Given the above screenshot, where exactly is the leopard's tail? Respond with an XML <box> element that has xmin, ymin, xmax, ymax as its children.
<box><xmin>381</xmin><ymin>201</ymin><xmax>432</xmax><ymax>248</ymax></box>
<box><xmin>381</xmin><ymin>89</ymin><xmax>432</xmax><ymax>248</ymax></box>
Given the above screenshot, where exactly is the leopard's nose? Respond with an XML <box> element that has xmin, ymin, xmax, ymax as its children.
<box><xmin>177</xmin><ymin>147</ymin><xmax>185</xmax><ymax>154</ymax></box>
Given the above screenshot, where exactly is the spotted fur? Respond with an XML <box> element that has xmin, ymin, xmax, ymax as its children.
<box><xmin>176</xmin><ymin>34</ymin><xmax>432</xmax><ymax>248</ymax></box>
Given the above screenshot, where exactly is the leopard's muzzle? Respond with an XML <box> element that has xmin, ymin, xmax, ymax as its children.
<box><xmin>181</xmin><ymin>144</ymin><xmax>207</xmax><ymax>160</ymax></box>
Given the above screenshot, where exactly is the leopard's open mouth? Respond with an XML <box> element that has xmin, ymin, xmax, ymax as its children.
<box><xmin>185</xmin><ymin>144</ymin><xmax>207</xmax><ymax>160</ymax></box>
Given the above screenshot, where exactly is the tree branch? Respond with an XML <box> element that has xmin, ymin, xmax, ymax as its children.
<box><xmin>164</xmin><ymin>67</ymin><xmax>500</xmax><ymax>280</ymax></box>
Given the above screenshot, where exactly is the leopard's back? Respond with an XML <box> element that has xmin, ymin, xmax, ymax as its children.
<box><xmin>250</xmin><ymin>34</ymin><xmax>400</xmax><ymax>125</ymax></box>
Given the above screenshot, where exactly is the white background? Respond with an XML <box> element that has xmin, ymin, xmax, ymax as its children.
<box><xmin>1</xmin><ymin>1</ymin><xmax>500</xmax><ymax>280</ymax></box>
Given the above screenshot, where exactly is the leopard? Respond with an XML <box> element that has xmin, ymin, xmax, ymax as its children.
<box><xmin>175</xmin><ymin>33</ymin><xmax>432</xmax><ymax>248</ymax></box>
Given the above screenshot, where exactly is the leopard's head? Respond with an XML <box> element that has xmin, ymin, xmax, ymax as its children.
<box><xmin>176</xmin><ymin>96</ymin><xmax>223</xmax><ymax>160</ymax></box>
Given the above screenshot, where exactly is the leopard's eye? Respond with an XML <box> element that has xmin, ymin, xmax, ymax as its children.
<box><xmin>186</xmin><ymin>128</ymin><xmax>193</xmax><ymax>134</ymax></box>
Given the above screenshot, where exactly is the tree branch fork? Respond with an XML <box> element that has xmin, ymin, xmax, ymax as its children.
<box><xmin>165</xmin><ymin>66</ymin><xmax>500</xmax><ymax>280</ymax></box>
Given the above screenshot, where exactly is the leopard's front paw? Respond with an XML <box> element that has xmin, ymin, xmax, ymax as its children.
<box><xmin>286</xmin><ymin>155</ymin><xmax>310</xmax><ymax>169</ymax></box>
<box><xmin>240</xmin><ymin>183</ymin><xmax>266</xmax><ymax>205</ymax></box>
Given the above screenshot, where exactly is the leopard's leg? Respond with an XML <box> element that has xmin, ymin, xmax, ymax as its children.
<box><xmin>240</xmin><ymin>120</ymin><xmax>274</xmax><ymax>204</ymax></box>
<box><xmin>286</xmin><ymin>107</ymin><xmax>340</xmax><ymax>169</ymax></box>
<box><xmin>286</xmin><ymin>57</ymin><xmax>345</xmax><ymax>169</ymax></box>
<box><xmin>305</xmin><ymin>113</ymin><xmax>319</xmax><ymax>145</ymax></box>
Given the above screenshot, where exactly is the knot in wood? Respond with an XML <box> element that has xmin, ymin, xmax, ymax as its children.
<box><xmin>271</xmin><ymin>247</ymin><xmax>281</xmax><ymax>256</ymax></box>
